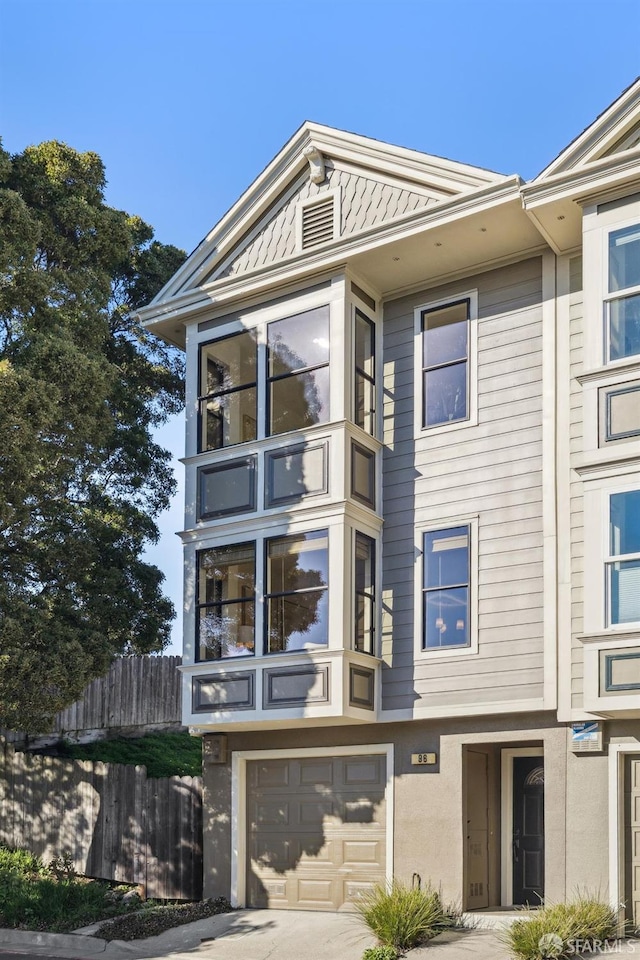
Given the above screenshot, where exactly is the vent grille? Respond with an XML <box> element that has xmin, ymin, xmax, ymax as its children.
<box><xmin>301</xmin><ymin>197</ymin><xmax>335</xmax><ymax>249</ymax></box>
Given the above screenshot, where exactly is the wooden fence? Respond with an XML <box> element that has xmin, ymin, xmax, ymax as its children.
<box><xmin>0</xmin><ymin>737</ymin><xmax>202</xmax><ymax>900</ymax></box>
<box><xmin>3</xmin><ymin>656</ymin><xmax>184</xmax><ymax>747</ymax></box>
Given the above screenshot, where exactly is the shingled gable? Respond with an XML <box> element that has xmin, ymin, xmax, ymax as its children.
<box><xmin>149</xmin><ymin>121</ymin><xmax>509</xmax><ymax>305</ymax></box>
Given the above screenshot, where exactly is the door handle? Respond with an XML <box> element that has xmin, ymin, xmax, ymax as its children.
<box><xmin>513</xmin><ymin>828</ymin><xmax>521</xmax><ymax>863</ymax></box>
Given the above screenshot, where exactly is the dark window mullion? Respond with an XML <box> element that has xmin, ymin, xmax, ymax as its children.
<box><xmin>267</xmin><ymin>360</ymin><xmax>329</xmax><ymax>385</ymax></box>
<box><xmin>423</xmin><ymin>356</ymin><xmax>467</xmax><ymax>375</ymax></box>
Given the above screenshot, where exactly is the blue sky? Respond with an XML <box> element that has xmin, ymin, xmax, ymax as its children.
<box><xmin>2</xmin><ymin>0</ymin><xmax>639</xmax><ymax>653</ymax></box>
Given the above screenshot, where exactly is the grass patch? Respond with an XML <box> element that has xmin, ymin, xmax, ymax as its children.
<box><xmin>362</xmin><ymin>947</ymin><xmax>398</xmax><ymax>960</ymax></box>
<box><xmin>502</xmin><ymin>895</ymin><xmax>618</xmax><ymax>959</ymax></box>
<box><xmin>355</xmin><ymin>880</ymin><xmax>456</xmax><ymax>952</ymax></box>
<box><xmin>93</xmin><ymin>897</ymin><xmax>232</xmax><ymax>940</ymax></box>
<box><xmin>0</xmin><ymin>845</ymin><xmax>132</xmax><ymax>933</ymax></box>
<box><xmin>59</xmin><ymin>732</ymin><xmax>202</xmax><ymax>778</ymax></box>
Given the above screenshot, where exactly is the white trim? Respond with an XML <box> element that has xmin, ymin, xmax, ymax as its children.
<box><xmin>608</xmin><ymin>741</ymin><xmax>640</xmax><ymax>925</ymax></box>
<box><xmin>541</xmin><ymin>251</ymin><xmax>558</xmax><ymax>711</ymax></box>
<box><xmin>500</xmin><ymin>746</ymin><xmax>544</xmax><ymax>907</ymax></box>
<box><xmin>230</xmin><ymin>742</ymin><xmax>394</xmax><ymax>908</ymax></box>
<box><xmin>556</xmin><ymin>254</ymin><xmax>573</xmax><ymax>721</ymax></box>
<box><xmin>414</xmin><ymin>515</ymin><xmax>479</xmax><ymax>663</ymax></box>
<box><xmin>413</xmin><ymin>289</ymin><xmax>479</xmax><ymax>439</ymax></box>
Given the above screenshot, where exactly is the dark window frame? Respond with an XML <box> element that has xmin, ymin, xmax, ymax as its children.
<box><xmin>354</xmin><ymin>532</ymin><xmax>376</xmax><ymax>655</ymax></box>
<box><xmin>196</xmin><ymin>541</ymin><xmax>257</xmax><ymax>662</ymax></box>
<box><xmin>354</xmin><ymin>308</ymin><xmax>376</xmax><ymax>435</ymax></box>
<box><xmin>263</xmin><ymin>529</ymin><xmax>329</xmax><ymax>655</ymax></box>
<box><xmin>421</xmin><ymin>298</ymin><xmax>470</xmax><ymax>429</ymax></box>
<box><xmin>422</xmin><ymin>524</ymin><xmax>471</xmax><ymax>651</ymax></box>
<box><xmin>197</xmin><ymin>330</ymin><xmax>258</xmax><ymax>453</ymax></box>
<box><xmin>351</xmin><ymin>441</ymin><xmax>376</xmax><ymax>509</ymax></box>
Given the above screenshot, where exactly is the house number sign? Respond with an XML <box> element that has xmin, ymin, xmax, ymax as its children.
<box><xmin>411</xmin><ymin>752</ymin><xmax>437</xmax><ymax>765</ymax></box>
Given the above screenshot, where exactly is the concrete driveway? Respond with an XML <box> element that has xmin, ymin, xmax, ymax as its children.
<box><xmin>0</xmin><ymin>910</ymin><xmax>510</xmax><ymax>960</ymax></box>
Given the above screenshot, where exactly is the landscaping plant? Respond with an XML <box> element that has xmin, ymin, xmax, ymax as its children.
<box><xmin>93</xmin><ymin>897</ymin><xmax>232</xmax><ymax>940</ymax></box>
<box><xmin>355</xmin><ymin>879</ymin><xmax>456</xmax><ymax>952</ymax></box>
<box><xmin>362</xmin><ymin>947</ymin><xmax>399</xmax><ymax>960</ymax></box>
<box><xmin>503</xmin><ymin>895</ymin><xmax>618</xmax><ymax>959</ymax></box>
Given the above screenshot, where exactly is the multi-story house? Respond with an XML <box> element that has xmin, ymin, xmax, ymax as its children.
<box><xmin>138</xmin><ymin>79</ymin><xmax>640</xmax><ymax>921</ymax></box>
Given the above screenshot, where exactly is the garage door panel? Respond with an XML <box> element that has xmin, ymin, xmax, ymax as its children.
<box><xmin>247</xmin><ymin>753</ymin><xmax>387</xmax><ymax>910</ymax></box>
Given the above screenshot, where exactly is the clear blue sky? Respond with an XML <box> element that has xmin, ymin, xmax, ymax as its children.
<box><xmin>2</xmin><ymin>0</ymin><xmax>639</xmax><ymax>653</ymax></box>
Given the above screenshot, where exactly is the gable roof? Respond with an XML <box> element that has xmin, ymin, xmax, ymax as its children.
<box><xmin>148</xmin><ymin>121</ymin><xmax>511</xmax><ymax>306</ymax></box>
<box><xmin>535</xmin><ymin>77</ymin><xmax>640</xmax><ymax>180</ymax></box>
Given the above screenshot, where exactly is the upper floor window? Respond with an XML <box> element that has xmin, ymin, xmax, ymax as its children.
<box><xmin>267</xmin><ymin>306</ymin><xmax>330</xmax><ymax>436</ymax></box>
<box><xmin>355</xmin><ymin>532</ymin><xmax>376</xmax><ymax>654</ymax></box>
<box><xmin>422</xmin><ymin>525</ymin><xmax>470</xmax><ymax>649</ymax></box>
<box><xmin>198</xmin><ymin>306</ymin><xmax>330</xmax><ymax>453</ymax></box>
<box><xmin>265</xmin><ymin>530</ymin><xmax>329</xmax><ymax>653</ymax></box>
<box><xmin>199</xmin><ymin>331</ymin><xmax>257</xmax><ymax>451</ymax></box>
<box><xmin>354</xmin><ymin>309</ymin><xmax>376</xmax><ymax>434</ymax></box>
<box><xmin>421</xmin><ymin>299</ymin><xmax>470</xmax><ymax>428</ymax></box>
<box><xmin>197</xmin><ymin>543</ymin><xmax>256</xmax><ymax>660</ymax></box>
<box><xmin>607</xmin><ymin>224</ymin><xmax>640</xmax><ymax>362</ymax></box>
<box><xmin>607</xmin><ymin>490</ymin><xmax>640</xmax><ymax>626</ymax></box>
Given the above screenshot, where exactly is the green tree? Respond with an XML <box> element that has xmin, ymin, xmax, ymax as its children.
<box><xmin>0</xmin><ymin>140</ymin><xmax>186</xmax><ymax>731</ymax></box>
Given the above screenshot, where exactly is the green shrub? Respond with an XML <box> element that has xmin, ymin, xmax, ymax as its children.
<box><xmin>0</xmin><ymin>844</ymin><xmax>130</xmax><ymax>932</ymax></box>
<box><xmin>355</xmin><ymin>880</ymin><xmax>455</xmax><ymax>951</ymax></box>
<box><xmin>362</xmin><ymin>947</ymin><xmax>398</xmax><ymax>960</ymax></box>
<box><xmin>503</xmin><ymin>896</ymin><xmax>618</xmax><ymax>959</ymax></box>
<box><xmin>59</xmin><ymin>732</ymin><xmax>202</xmax><ymax>778</ymax></box>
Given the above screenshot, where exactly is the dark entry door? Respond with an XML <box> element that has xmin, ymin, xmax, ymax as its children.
<box><xmin>512</xmin><ymin>756</ymin><xmax>544</xmax><ymax>905</ymax></box>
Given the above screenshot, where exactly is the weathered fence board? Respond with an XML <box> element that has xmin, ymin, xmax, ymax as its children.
<box><xmin>0</xmin><ymin>738</ymin><xmax>202</xmax><ymax>900</ymax></box>
<box><xmin>3</xmin><ymin>656</ymin><xmax>184</xmax><ymax>748</ymax></box>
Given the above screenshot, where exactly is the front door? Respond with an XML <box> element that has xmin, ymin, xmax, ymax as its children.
<box><xmin>512</xmin><ymin>756</ymin><xmax>544</xmax><ymax>905</ymax></box>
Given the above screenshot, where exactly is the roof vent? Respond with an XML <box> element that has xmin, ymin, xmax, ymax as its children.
<box><xmin>299</xmin><ymin>194</ymin><xmax>338</xmax><ymax>250</ymax></box>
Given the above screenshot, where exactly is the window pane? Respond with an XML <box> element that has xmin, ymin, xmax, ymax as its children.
<box><xmin>610</xmin><ymin>491</ymin><xmax>640</xmax><ymax>556</ymax></box>
<box><xmin>355</xmin><ymin>533</ymin><xmax>375</xmax><ymax>592</ymax></box>
<box><xmin>267</xmin><ymin>590</ymin><xmax>329</xmax><ymax>652</ymax></box>
<box><xmin>267</xmin><ymin>443</ymin><xmax>327</xmax><ymax>505</ymax></box>
<box><xmin>609</xmin><ymin>294</ymin><xmax>640</xmax><ymax>361</ymax></box>
<box><xmin>268</xmin><ymin>306</ymin><xmax>330</xmax><ymax>377</ymax></box>
<box><xmin>199</xmin><ymin>603</ymin><xmax>255</xmax><ymax>660</ymax></box>
<box><xmin>202</xmin><ymin>386</ymin><xmax>257</xmax><ymax>450</ymax></box>
<box><xmin>422</xmin><ymin>301</ymin><xmax>468</xmax><ymax>368</ymax></box>
<box><xmin>201</xmin><ymin>331</ymin><xmax>257</xmax><ymax>394</ymax></box>
<box><xmin>609</xmin><ymin>560</ymin><xmax>640</xmax><ymax>625</ymax></box>
<box><xmin>424</xmin><ymin>587</ymin><xmax>469</xmax><ymax>648</ymax></box>
<box><xmin>609</xmin><ymin>224</ymin><xmax>640</xmax><ymax>293</ymax></box>
<box><xmin>424</xmin><ymin>527</ymin><xmax>469</xmax><ymax>589</ymax></box>
<box><xmin>269</xmin><ymin>366</ymin><xmax>330</xmax><ymax>434</ymax></box>
<box><xmin>352</xmin><ymin>442</ymin><xmax>375</xmax><ymax>507</ymax></box>
<box><xmin>198</xmin><ymin>457</ymin><xmax>256</xmax><ymax>519</ymax></box>
<box><xmin>199</xmin><ymin>544</ymin><xmax>255</xmax><ymax>604</ymax></box>
<box><xmin>356</xmin><ymin>373</ymin><xmax>375</xmax><ymax>433</ymax></box>
<box><xmin>355</xmin><ymin>311</ymin><xmax>375</xmax><ymax>378</ymax></box>
<box><xmin>267</xmin><ymin>531</ymin><xmax>329</xmax><ymax>594</ymax></box>
<box><xmin>423</xmin><ymin>363</ymin><xmax>467</xmax><ymax>426</ymax></box>
<box><xmin>355</xmin><ymin>593</ymin><xmax>375</xmax><ymax>654</ymax></box>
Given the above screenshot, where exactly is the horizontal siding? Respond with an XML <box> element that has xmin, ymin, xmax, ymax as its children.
<box><xmin>381</xmin><ymin>257</ymin><xmax>544</xmax><ymax>713</ymax></box>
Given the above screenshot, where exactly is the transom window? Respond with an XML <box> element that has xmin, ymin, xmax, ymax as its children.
<box><xmin>607</xmin><ymin>223</ymin><xmax>640</xmax><ymax>362</ymax></box>
<box><xmin>422</xmin><ymin>525</ymin><xmax>470</xmax><ymax>649</ymax></box>
<box><xmin>607</xmin><ymin>490</ymin><xmax>640</xmax><ymax>626</ymax></box>
<box><xmin>421</xmin><ymin>299</ymin><xmax>470</xmax><ymax>428</ymax></box>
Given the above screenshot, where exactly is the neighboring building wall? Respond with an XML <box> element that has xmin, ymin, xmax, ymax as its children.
<box><xmin>380</xmin><ymin>257</ymin><xmax>545</xmax><ymax>712</ymax></box>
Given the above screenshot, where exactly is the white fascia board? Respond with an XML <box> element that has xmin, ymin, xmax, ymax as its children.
<box><xmin>150</xmin><ymin>123</ymin><xmax>511</xmax><ymax>307</ymax></box>
<box><xmin>139</xmin><ymin>178</ymin><xmax>524</xmax><ymax>331</ymax></box>
<box><xmin>537</xmin><ymin>78</ymin><xmax>640</xmax><ymax>180</ymax></box>
<box><xmin>521</xmin><ymin>149</ymin><xmax>640</xmax><ymax>210</ymax></box>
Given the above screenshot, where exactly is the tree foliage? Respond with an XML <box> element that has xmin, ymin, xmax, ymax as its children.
<box><xmin>0</xmin><ymin>139</ymin><xmax>186</xmax><ymax>731</ymax></box>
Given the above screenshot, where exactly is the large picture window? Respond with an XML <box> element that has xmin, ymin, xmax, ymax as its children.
<box><xmin>422</xmin><ymin>525</ymin><xmax>470</xmax><ymax>649</ymax></box>
<box><xmin>607</xmin><ymin>223</ymin><xmax>640</xmax><ymax>362</ymax></box>
<box><xmin>199</xmin><ymin>331</ymin><xmax>257</xmax><ymax>451</ymax></box>
<box><xmin>607</xmin><ymin>490</ymin><xmax>640</xmax><ymax>626</ymax></box>
<box><xmin>265</xmin><ymin>530</ymin><xmax>329</xmax><ymax>653</ymax></box>
<box><xmin>267</xmin><ymin>306</ymin><xmax>330</xmax><ymax>436</ymax></box>
<box><xmin>197</xmin><ymin>543</ymin><xmax>256</xmax><ymax>660</ymax></box>
<box><xmin>421</xmin><ymin>299</ymin><xmax>470</xmax><ymax>428</ymax></box>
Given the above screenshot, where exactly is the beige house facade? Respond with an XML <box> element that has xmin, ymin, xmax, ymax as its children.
<box><xmin>139</xmin><ymin>79</ymin><xmax>640</xmax><ymax>919</ymax></box>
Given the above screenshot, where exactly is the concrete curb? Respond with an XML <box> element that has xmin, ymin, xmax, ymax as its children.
<box><xmin>0</xmin><ymin>928</ymin><xmax>108</xmax><ymax>953</ymax></box>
